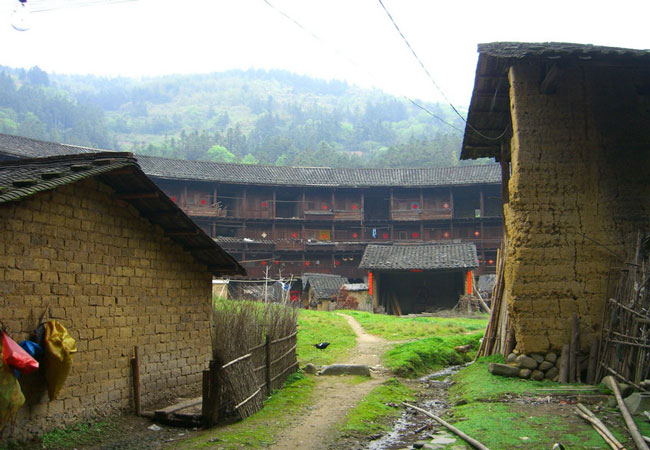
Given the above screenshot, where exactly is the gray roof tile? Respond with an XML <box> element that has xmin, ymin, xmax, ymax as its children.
<box><xmin>359</xmin><ymin>243</ymin><xmax>478</xmax><ymax>270</ymax></box>
<box><xmin>137</xmin><ymin>155</ymin><xmax>501</xmax><ymax>187</ymax></box>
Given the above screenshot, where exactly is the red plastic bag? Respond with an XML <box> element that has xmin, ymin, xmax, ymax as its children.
<box><xmin>2</xmin><ymin>332</ymin><xmax>39</xmax><ymax>374</ymax></box>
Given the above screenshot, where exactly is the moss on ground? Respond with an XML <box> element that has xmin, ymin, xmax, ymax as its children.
<box><xmin>339</xmin><ymin>378</ymin><xmax>414</xmax><ymax>437</ymax></box>
<box><xmin>383</xmin><ymin>333</ymin><xmax>483</xmax><ymax>378</ymax></box>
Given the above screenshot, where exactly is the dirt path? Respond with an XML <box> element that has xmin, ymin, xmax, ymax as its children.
<box><xmin>268</xmin><ymin>314</ymin><xmax>392</xmax><ymax>450</ymax></box>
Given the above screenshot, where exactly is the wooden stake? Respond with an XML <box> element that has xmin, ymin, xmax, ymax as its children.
<box><xmin>131</xmin><ymin>346</ymin><xmax>141</xmax><ymax>417</ymax></box>
<box><xmin>603</xmin><ymin>376</ymin><xmax>650</xmax><ymax>450</ymax></box>
<box><xmin>403</xmin><ymin>402</ymin><xmax>490</xmax><ymax>450</ymax></box>
<box><xmin>265</xmin><ymin>334</ymin><xmax>272</xmax><ymax>394</ymax></box>
<box><xmin>559</xmin><ymin>344</ymin><xmax>570</xmax><ymax>383</ymax></box>
<box><xmin>587</xmin><ymin>338</ymin><xmax>599</xmax><ymax>385</ymax></box>
<box><xmin>569</xmin><ymin>314</ymin><xmax>578</xmax><ymax>383</ymax></box>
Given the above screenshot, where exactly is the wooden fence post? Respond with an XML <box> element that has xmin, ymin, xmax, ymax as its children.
<box><xmin>131</xmin><ymin>346</ymin><xmax>141</xmax><ymax>416</ymax></box>
<box><xmin>265</xmin><ymin>334</ymin><xmax>272</xmax><ymax>394</ymax></box>
<box><xmin>202</xmin><ymin>360</ymin><xmax>220</xmax><ymax>427</ymax></box>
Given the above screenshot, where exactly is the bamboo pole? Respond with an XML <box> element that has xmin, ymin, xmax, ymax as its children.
<box><xmin>603</xmin><ymin>376</ymin><xmax>649</xmax><ymax>450</ymax></box>
<box><xmin>559</xmin><ymin>344</ymin><xmax>570</xmax><ymax>383</ymax></box>
<box><xmin>473</xmin><ymin>285</ymin><xmax>491</xmax><ymax>314</ymax></box>
<box><xmin>403</xmin><ymin>403</ymin><xmax>490</xmax><ymax>450</ymax></box>
<box><xmin>574</xmin><ymin>403</ymin><xmax>626</xmax><ymax>450</ymax></box>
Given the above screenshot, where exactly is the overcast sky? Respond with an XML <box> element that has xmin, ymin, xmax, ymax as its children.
<box><xmin>2</xmin><ymin>0</ymin><xmax>650</xmax><ymax>106</ymax></box>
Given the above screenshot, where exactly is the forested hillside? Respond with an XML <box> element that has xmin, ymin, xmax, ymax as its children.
<box><xmin>0</xmin><ymin>66</ymin><xmax>485</xmax><ymax>168</ymax></box>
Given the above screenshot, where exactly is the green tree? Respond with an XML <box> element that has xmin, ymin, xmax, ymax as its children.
<box><xmin>207</xmin><ymin>144</ymin><xmax>236</xmax><ymax>163</ymax></box>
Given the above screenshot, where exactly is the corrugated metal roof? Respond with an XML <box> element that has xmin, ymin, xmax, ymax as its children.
<box><xmin>359</xmin><ymin>243</ymin><xmax>478</xmax><ymax>270</ymax></box>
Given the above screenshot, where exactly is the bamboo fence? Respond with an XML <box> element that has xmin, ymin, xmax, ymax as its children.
<box><xmin>204</xmin><ymin>300</ymin><xmax>298</xmax><ymax>426</ymax></box>
<box><xmin>596</xmin><ymin>235</ymin><xmax>650</xmax><ymax>389</ymax></box>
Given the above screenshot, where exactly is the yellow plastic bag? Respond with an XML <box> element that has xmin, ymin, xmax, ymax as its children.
<box><xmin>0</xmin><ymin>356</ymin><xmax>25</xmax><ymax>432</ymax></box>
<box><xmin>43</xmin><ymin>321</ymin><xmax>77</xmax><ymax>400</ymax></box>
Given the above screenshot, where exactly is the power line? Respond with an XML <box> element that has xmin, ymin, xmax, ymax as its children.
<box><xmin>29</xmin><ymin>0</ymin><xmax>136</xmax><ymax>13</ymax></box>
<box><xmin>261</xmin><ymin>0</ymin><xmax>463</xmax><ymax>135</ymax></box>
<box><xmin>376</xmin><ymin>0</ymin><xmax>508</xmax><ymax>142</ymax></box>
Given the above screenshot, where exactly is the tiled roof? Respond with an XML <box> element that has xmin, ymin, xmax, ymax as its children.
<box><xmin>359</xmin><ymin>243</ymin><xmax>478</xmax><ymax>270</ymax></box>
<box><xmin>305</xmin><ymin>274</ymin><xmax>347</xmax><ymax>299</ymax></box>
<box><xmin>0</xmin><ymin>133</ymin><xmax>104</xmax><ymax>159</ymax></box>
<box><xmin>342</xmin><ymin>283</ymin><xmax>368</xmax><ymax>291</ymax></box>
<box><xmin>0</xmin><ymin>152</ymin><xmax>245</xmax><ymax>276</ymax></box>
<box><xmin>136</xmin><ymin>155</ymin><xmax>500</xmax><ymax>187</ymax></box>
<box><xmin>477</xmin><ymin>42</ymin><xmax>650</xmax><ymax>60</ymax></box>
<box><xmin>0</xmin><ymin>134</ymin><xmax>501</xmax><ymax>187</ymax></box>
<box><xmin>461</xmin><ymin>42</ymin><xmax>650</xmax><ymax>160</ymax></box>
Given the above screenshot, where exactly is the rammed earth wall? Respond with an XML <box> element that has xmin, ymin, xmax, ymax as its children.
<box><xmin>504</xmin><ymin>63</ymin><xmax>650</xmax><ymax>353</ymax></box>
<box><xmin>0</xmin><ymin>178</ymin><xmax>212</xmax><ymax>440</ymax></box>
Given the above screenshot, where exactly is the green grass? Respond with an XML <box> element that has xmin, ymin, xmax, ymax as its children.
<box><xmin>339</xmin><ymin>378</ymin><xmax>414</xmax><ymax>437</ymax></box>
<box><xmin>448</xmin><ymin>355</ymin><xmax>559</xmax><ymax>403</ymax></box>
<box><xmin>452</xmin><ymin>402</ymin><xmax>609</xmax><ymax>449</ymax></box>
<box><xmin>297</xmin><ymin>310</ymin><xmax>357</xmax><ymax>366</ymax></box>
<box><xmin>173</xmin><ymin>372</ymin><xmax>315</xmax><ymax>449</ymax></box>
<box><xmin>383</xmin><ymin>332</ymin><xmax>483</xmax><ymax>378</ymax></box>
<box><xmin>37</xmin><ymin>421</ymin><xmax>115</xmax><ymax>449</ymax></box>
<box><xmin>342</xmin><ymin>310</ymin><xmax>487</xmax><ymax>340</ymax></box>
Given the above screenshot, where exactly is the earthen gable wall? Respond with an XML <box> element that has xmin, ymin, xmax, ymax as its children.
<box><xmin>504</xmin><ymin>63</ymin><xmax>650</xmax><ymax>352</ymax></box>
<box><xmin>0</xmin><ymin>178</ymin><xmax>213</xmax><ymax>440</ymax></box>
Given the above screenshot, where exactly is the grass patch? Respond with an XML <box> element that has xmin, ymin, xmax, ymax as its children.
<box><xmin>297</xmin><ymin>310</ymin><xmax>357</xmax><ymax>366</ymax></box>
<box><xmin>452</xmin><ymin>402</ymin><xmax>608</xmax><ymax>449</ymax></box>
<box><xmin>38</xmin><ymin>421</ymin><xmax>115</xmax><ymax>449</ymax></box>
<box><xmin>384</xmin><ymin>332</ymin><xmax>483</xmax><ymax>378</ymax></box>
<box><xmin>448</xmin><ymin>355</ymin><xmax>559</xmax><ymax>403</ymax></box>
<box><xmin>339</xmin><ymin>378</ymin><xmax>414</xmax><ymax>437</ymax></box>
<box><xmin>173</xmin><ymin>372</ymin><xmax>315</xmax><ymax>449</ymax></box>
<box><xmin>343</xmin><ymin>311</ymin><xmax>487</xmax><ymax>341</ymax></box>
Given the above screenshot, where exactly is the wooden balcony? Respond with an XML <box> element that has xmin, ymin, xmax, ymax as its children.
<box><xmin>333</xmin><ymin>209</ymin><xmax>363</xmax><ymax>221</ymax></box>
<box><xmin>183</xmin><ymin>204</ymin><xmax>227</xmax><ymax>217</ymax></box>
<box><xmin>304</xmin><ymin>210</ymin><xmax>335</xmax><ymax>221</ymax></box>
<box><xmin>275</xmin><ymin>240</ymin><xmax>305</xmax><ymax>251</ymax></box>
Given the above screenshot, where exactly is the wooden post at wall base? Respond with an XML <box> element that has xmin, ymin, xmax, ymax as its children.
<box><xmin>587</xmin><ymin>339</ymin><xmax>599</xmax><ymax>385</ymax></box>
<box><xmin>201</xmin><ymin>369</ymin><xmax>210</xmax><ymax>427</ymax></box>
<box><xmin>559</xmin><ymin>344</ymin><xmax>570</xmax><ymax>383</ymax></box>
<box><xmin>131</xmin><ymin>346</ymin><xmax>141</xmax><ymax>417</ymax></box>
<box><xmin>203</xmin><ymin>360</ymin><xmax>220</xmax><ymax>427</ymax></box>
<box><xmin>569</xmin><ymin>315</ymin><xmax>577</xmax><ymax>383</ymax></box>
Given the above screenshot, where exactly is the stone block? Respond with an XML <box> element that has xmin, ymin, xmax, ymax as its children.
<box><xmin>530</xmin><ymin>370</ymin><xmax>545</xmax><ymax>381</ymax></box>
<box><xmin>519</xmin><ymin>369</ymin><xmax>532</xmax><ymax>379</ymax></box>
<box><xmin>488</xmin><ymin>363</ymin><xmax>520</xmax><ymax>378</ymax></box>
<box><xmin>538</xmin><ymin>361</ymin><xmax>554</xmax><ymax>372</ymax></box>
<box><xmin>516</xmin><ymin>355</ymin><xmax>538</xmax><ymax>370</ymax></box>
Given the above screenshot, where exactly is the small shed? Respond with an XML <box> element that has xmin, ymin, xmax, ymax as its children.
<box><xmin>0</xmin><ymin>152</ymin><xmax>244</xmax><ymax>440</ymax></box>
<box><xmin>339</xmin><ymin>283</ymin><xmax>372</xmax><ymax>312</ymax></box>
<box><xmin>359</xmin><ymin>243</ymin><xmax>478</xmax><ymax>315</ymax></box>
<box><xmin>302</xmin><ymin>273</ymin><xmax>347</xmax><ymax>311</ymax></box>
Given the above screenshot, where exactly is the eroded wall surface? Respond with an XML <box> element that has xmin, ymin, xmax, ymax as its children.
<box><xmin>505</xmin><ymin>63</ymin><xmax>650</xmax><ymax>352</ymax></box>
<box><xmin>0</xmin><ymin>178</ymin><xmax>213</xmax><ymax>440</ymax></box>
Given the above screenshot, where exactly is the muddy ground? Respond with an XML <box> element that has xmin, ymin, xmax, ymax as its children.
<box><xmin>12</xmin><ymin>315</ymin><xmax>620</xmax><ymax>450</ymax></box>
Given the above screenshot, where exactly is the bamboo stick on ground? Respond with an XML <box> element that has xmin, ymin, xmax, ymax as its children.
<box><xmin>603</xmin><ymin>376</ymin><xmax>650</xmax><ymax>450</ymax></box>
<box><xmin>574</xmin><ymin>403</ymin><xmax>626</xmax><ymax>450</ymax></box>
<box><xmin>403</xmin><ymin>402</ymin><xmax>490</xmax><ymax>450</ymax></box>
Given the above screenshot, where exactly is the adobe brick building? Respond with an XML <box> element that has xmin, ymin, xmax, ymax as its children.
<box><xmin>0</xmin><ymin>152</ymin><xmax>243</xmax><ymax>440</ymax></box>
<box><xmin>461</xmin><ymin>42</ymin><xmax>650</xmax><ymax>353</ymax></box>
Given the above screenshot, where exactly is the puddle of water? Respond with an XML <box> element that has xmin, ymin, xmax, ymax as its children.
<box><xmin>366</xmin><ymin>364</ymin><xmax>469</xmax><ymax>450</ymax></box>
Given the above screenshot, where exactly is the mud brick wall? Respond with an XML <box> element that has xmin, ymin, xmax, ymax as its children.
<box><xmin>504</xmin><ymin>63</ymin><xmax>650</xmax><ymax>353</ymax></box>
<box><xmin>0</xmin><ymin>178</ymin><xmax>213</xmax><ymax>440</ymax></box>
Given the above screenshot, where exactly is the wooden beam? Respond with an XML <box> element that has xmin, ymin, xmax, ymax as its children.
<box><xmin>540</xmin><ymin>63</ymin><xmax>563</xmax><ymax>94</ymax></box>
<box><xmin>167</xmin><ymin>230</ymin><xmax>200</xmax><ymax>236</ymax></box>
<box><xmin>118</xmin><ymin>191</ymin><xmax>159</xmax><ymax>200</ymax></box>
